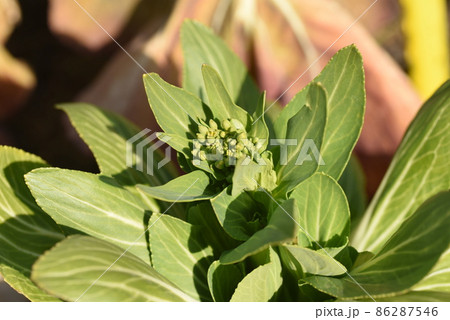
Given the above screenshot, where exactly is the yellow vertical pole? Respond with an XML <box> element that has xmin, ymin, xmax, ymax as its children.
<box><xmin>400</xmin><ymin>0</ymin><xmax>449</xmax><ymax>99</ymax></box>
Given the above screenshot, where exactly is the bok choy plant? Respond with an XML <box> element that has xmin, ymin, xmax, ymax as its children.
<box><xmin>0</xmin><ymin>20</ymin><xmax>449</xmax><ymax>302</ymax></box>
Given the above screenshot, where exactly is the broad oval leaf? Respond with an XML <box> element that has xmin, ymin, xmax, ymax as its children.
<box><xmin>220</xmin><ymin>199</ymin><xmax>299</xmax><ymax>264</ymax></box>
<box><xmin>282</xmin><ymin>245</ymin><xmax>347</xmax><ymax>276</ymax></box>
<box><xmin>305</xmin><ymin>191</ymin><xmax>450</xmax><ymax>300</ymax></box>
<box><xmin>25</xmin><ymin>168</ymin><xmax>151</xmax><ymax>264</ymax></box>
<box><xmin>188</xmin><ymin>202</ymin><xmax>240</xmax><ymax>256</ymax></box>
<box><xmin>353</xmin><ymin>80</ymin><xmax>450</xmax><ymax>252</ymax></box>
<box><xmin>149</xmin><ymin>213</ymin><xmax>214</xmax><ymax>301</ymax></box>
<box><xmin>201</xmin><ymin>64</ymin><xmax>250</xmax><ymax>127</ymax></box>
<box><xmin>181</xmin><ymin>20</ymin><xmax>260</xmax><ymax>115</ymax></box>
<box><xmin>138</xmin><ymin>170</ymin><xmax>217</xmax><ymax>202</ymax></box>
<box><xmin>274</xmin><ymin>82</ymin><xmax>327</xmax><ymax>196</ymax></box>
<box><xmin>143</xmin><ymin>73</ymin><xmax>208</xmax><ymax>139</ymax></box>
<box><xmin>210</xmin><ymin>186</ymin><xmax>262</xmax><ymax>241</ymax></box>
<box><xmin>58</xmin><ymin>103</ymin><xmax>177</xmax><ymax>188</ymax></box>
<box><xmin>289</xmin><ymin>172</ymin><xmax>350</xmax><ymax>248</ymax></box>
<box><xmin>230</xmin><ymin>248</ymin><xmax>282</xmax><ymax>302</ymax></box>
<box><xmin>248</xmin><ymin>91</ymin><xmax>270</xmax><ymax>148</ymax></box>
<box><xmin>207</xmin><ymin>260</ymin><xmax>244</xmax><ymax>302</ymax></box>
<box><xmin>338</xmin><ymin>156</ymin><xmax>367</xmax><ymax>231</ymax></box>
<box><xmin>274</xmin><ymin>45</ymin><xmax>365</xmax><ymax>180</ymax></box>
<box><xmin>413</xmin><ymin>248</ymin><xmax>450</xmax><ymax>293</ymax></box>
<box><xmin>32</xmin><ymin>235</ymin><xmax>193</xmax><ymax>302</ymax></box>
<box><xmin>0</xmin><ymin>147</ymin><xmax>64</xmax><ymax>301</ymax></box>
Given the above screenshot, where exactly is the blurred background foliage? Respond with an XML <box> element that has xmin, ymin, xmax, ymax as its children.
<box><xmin>0</xmin><ymin>0</ymin><xmax>449</xmax><ymax>300</ymax></box>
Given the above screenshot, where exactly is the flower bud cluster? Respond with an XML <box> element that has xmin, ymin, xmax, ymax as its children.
<box><xmin>192</xmin><ymin>118</ymin><xmax>264</xmax><ymax>178</ymax></box>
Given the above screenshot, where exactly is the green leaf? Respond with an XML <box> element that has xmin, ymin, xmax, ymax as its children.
<box><xmin>232</xmin><ymin>157</ymin><xmax>277</xmax><ymax>196</ymax></box>
<box><xmin>0</xmin><ymin>146</ymin><xmax>64</xmax><ymax>301</ymax></box>
<box><xmin>138</xmin><ymin>170</ymin><xmax>217</xmax><ymax>202</ymax></box>
<box><xmin>413</xmin><ymin>248</ymin><xmax>450</xmax><ymax>293</ymax></box>
<box><xmin>317</xmin><ymin>240</ymin><xmax>350</xmax><ymax>258</ymax></box>
<box><xmin>353</xmin><ymin>80</ymin><xmax>450</xmax><ymax>252</ymax></box>
<box><xmin>230</xmin><ymin>248</ymin><xmax>282</xmax><ymax>302</ymax></box>
<box><xmin>207</xmin><ymin>261</ymin><xmax>244</xmax><ymax>302</ymax></box>
<box><xmin>149</xmin><ymin>213</ymin><xmax>214</xmax><ymax>301</ymax></box>
<box><xmin>289</xmin><ymin>172</ymin><xmax>350</xmax><ymax>248</ymax></box>
<box><xmin>265</xmin><ymin>100</ymin><xmax>282</xmax><ymax>141</ymax></box>
<box><xmin>248</xmin><ymin>91</ymin><xmax>270</xmax><ymax>149</ymax></box>
<box><xmin>305</xmin><ymin>191</ymin><xmax>450</xmax><ymax>299</ymax></box>
<box><xmin>32</xmin><ymin>235</ymin><xmax>193</xmax><ymax>302</ymax></box>
<box><xmin>220</xmin><ymin>199</ymin><xmax>299</xmax><ymax>264</ymax></box>
<box><xmin>210</xmin><ymin>186</ymin><xmax>262</xmax><ymax>241</ymax></box>
<box><xmin>181</xmin><ymin>20</ymin><xmax>260</xmax><ymax>115</ymax></box>
<box><xmin>201</xmin><ymin>64</ymin><xmax>250</xmax><ymax>127</ymax></box>
<box><xmin>25</xmin><ymin>168</ymin><xmax>151</xmax><ymax>264</ymax></box>
<box><xmin>334</xmin><ymin>245</ymin><xmax>359</xmax><ymax>271</ymax></box>
<box><xmin>188</xmin><ymin>202</ymin><xmax>240</xmax><ymax>256</ymax></box>
<box><xmin>58</xmin><ymin>103</ymin><xmax>176</xmax><ymax>188</ymax></box>
<box><xmin>274</xmin><ymin>45</ymin><xmax>365</xmax><ymax>180</ymax></box>
<box><xmin>338</xmin><ymin>156</ymin><xmax>367</xmax><ymax>231</ymax></box>
<box><xmin>143</xmin><ymin>73</ymin><xmax>208</xmax><ymax>139</ymax></box>
<box><xmin>156</xmin><ymin>132</ymin><xmax>191</xmax><ymax>160</ymax></box>
<box><xmin>274</xmin><ymin>82</ymin><xmax>327</xmax><ymax>195</ymax></box>
<box><xmin>282</xmin><ymin>245</ymin><xmax>347</xmax><ymax>276</ymax></box>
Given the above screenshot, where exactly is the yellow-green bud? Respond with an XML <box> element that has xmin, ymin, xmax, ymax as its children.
<box><xmin>193</xmin><ymin>140</ymin><xmax>202</xmax><ymax>149</ymax></box>
<box><xmin>196</xmin><ymin>134</ymin><xmax>206</xmax><ymax>143</ymax></box>
<box><xmin>198</xmin><ymin>125</ymin><xmax>208</xmax><ymax>135</ymax></box>
<box><xmin>209</xmin><ymin>119</ymin><xmax>218</xmax><ymax>130</ymax></box>
<box><xmin>237</xmin><ymin>132</ymin><xmax>247</xmax><ymax>141</ymax></box>
<box><xmin>222</xmin><ymin>119</ymin><xmax>231</xmax><ymax>131</ymax></box>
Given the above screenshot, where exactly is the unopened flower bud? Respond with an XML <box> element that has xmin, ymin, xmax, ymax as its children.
<box><xmin>196</xmin><ymin>134</ymin><xmax>206</xmax><ymax>143</ymax></box>
<box><xmin>198</xmin><ymin>125</ymin><xmax>208</xmax><ymax>135</ymax></box>
<box><xmin>222</xmin><ymin>119</ymin><xmax>231</xmax><ymax>131</ymax></box>
<box><xmin>209</xmin><ymin>119</ymin><xmax>218</xmax><ymax>130</ymax></box>
<box><xmin>237</xmin><ymin>132</ymin><xmax>247</xmax><ymax>141</ymax></box>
